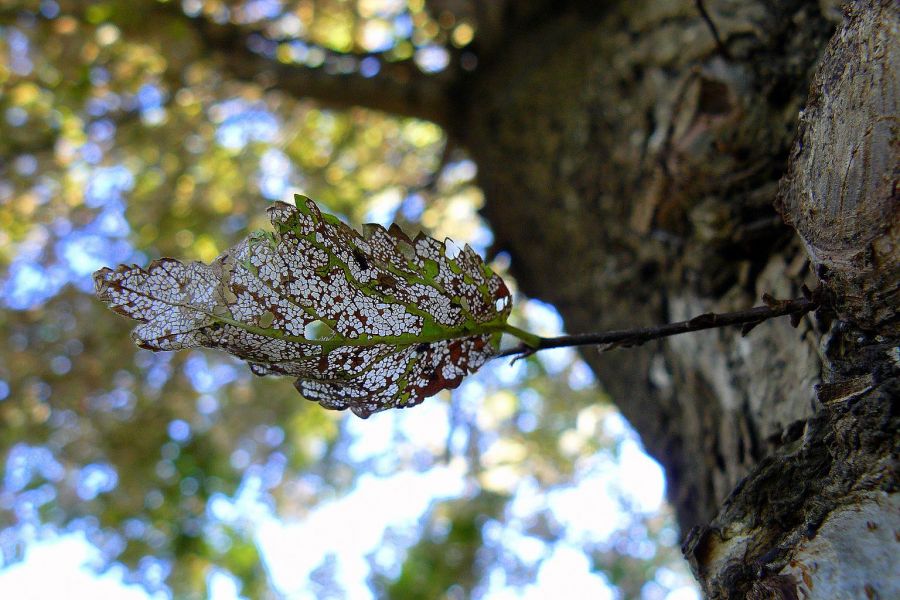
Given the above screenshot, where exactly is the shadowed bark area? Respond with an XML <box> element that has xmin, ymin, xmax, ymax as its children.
<box><xmin>454</xmin><ymin>0</ymin><xmax>897</xmax><ymax>596</ymax></box>
<box><xmin>461</xmin><ymin>0</ymin><xmax>835</xmax><ymax>532</ymax></box>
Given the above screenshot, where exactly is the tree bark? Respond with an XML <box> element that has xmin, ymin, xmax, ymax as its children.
<box><xmin>460</xmin><ymin>0</ymin><xmax>833</xmax><ymax>532</ymax></box>
<box><xmin>450</xmin><ymin>0</ymin><xmax>897</xmax><ymax>597</ymax></box>
<box><xmin>684</xmin><ymin>2</ymin><xmax>898</xmax><ymax>597</ymax></box>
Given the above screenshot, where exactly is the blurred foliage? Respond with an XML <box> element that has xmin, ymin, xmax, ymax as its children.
<box><xmin>0</xmin><ymin>1</ymin><xmax>697</xmax><ymax>598</ymax></box>
<box><xmin>373</xmin><ymin>492</ymin><xmax>507</xmax><ymax>600</ymax></box>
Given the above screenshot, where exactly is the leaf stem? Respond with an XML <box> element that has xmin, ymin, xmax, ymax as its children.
<box><xmin>500</xmin><ymin>323</ymin><xmax>543</xmax><ymax>348</ymax></box>
<box><xmin>497</xmin><ymin>295</ymin><xmax>819</xmax><ymax>359</ymax></box>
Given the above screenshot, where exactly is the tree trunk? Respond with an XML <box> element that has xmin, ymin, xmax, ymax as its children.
<box><xmin>451</xmin><ymin>0</ymin><xmax>897</xmax><ymax>597</ymax></box>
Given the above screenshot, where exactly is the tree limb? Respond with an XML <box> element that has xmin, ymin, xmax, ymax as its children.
<box><xmin>498</xmin><ymin>294</ymin><xmax>820</xmax><ymax>359</ymax></box>
<box><xmin>182</xmin><ymin>11</ymin><xmax>456</xmax><ymax>128</ymax></box>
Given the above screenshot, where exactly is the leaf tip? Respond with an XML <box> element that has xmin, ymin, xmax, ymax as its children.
<box><xmin>351</xmin><ymin>406</ymin><xmax>374</xmax><ymax>419</ymax></box>
<box><xmin>92</xmin><ymin>267</ymin><xmax>113</xmax><ymax>296</ymax></box>
<box><xmin>388</xmin><ymin>222</ymin><xmax>413</xmax><ymax>245</ymax></box>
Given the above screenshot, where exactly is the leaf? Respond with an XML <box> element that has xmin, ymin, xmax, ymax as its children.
<box><xmin>94</xmin><ymin>195</ymin><xmax>513</xmax><ymax>418</ymax></box>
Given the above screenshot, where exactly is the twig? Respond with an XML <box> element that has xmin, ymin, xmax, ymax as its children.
<box><xmin>498</xmin><ymin>294</ymin><xmax>818</xmax><ymax>360</ymax></box>
<box><xmin>695</xmin><ymin>0</ymin><xmax>732</xmax><ymax>59</ymax></box>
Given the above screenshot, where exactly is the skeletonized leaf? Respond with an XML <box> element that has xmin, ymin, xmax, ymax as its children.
<box><xmin>94</xmin><ymin>196</ymin><xmax>512</xmax><ymax>418</ymax></box>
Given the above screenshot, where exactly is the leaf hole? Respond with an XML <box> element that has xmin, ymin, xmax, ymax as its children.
<box><xmin>304</xmin><ymin>319</ymin><xmax>333</xmax><ymax>341</ymax></box>
<box><xmin>444</xmin><ymin>239</ymin><xmax>461</xmax><ymax>260</ymax></box>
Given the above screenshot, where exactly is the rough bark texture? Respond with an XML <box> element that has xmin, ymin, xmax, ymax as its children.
<box><xmin>683</xmin><ymin>2</ymin><xmax>899</xmax><ymax>597</ymax></box>
<box><xmin>460</xmin><ymin>0</ymin><xmax>836</xmax><ymax>534</ymax></box>
<box><xmin>449</xmin><ymin>0</ymin><xmax>897</xmax><ymax>597</ymax></box>
<box><xmin>777</xmin><ymin>0</ymin><xmax>899</xmax><ymax>335</ymax></box>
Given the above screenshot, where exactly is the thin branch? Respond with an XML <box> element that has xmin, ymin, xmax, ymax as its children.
<box><xmin>695</xmin><ymin>0</ymin><xmax>731</xmax><ymax>58</ymax></box>
<box><xmin>498</xmin><ymin>294</ymin><xmax>819</xmax><ymax>359</ymax></box>
<box><xmin>182</xmin><ymin>11</ymin><xmax>456</xmax><ymax>128</ymax></box>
